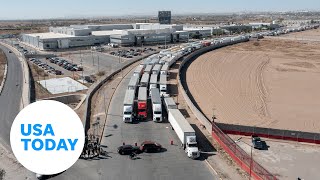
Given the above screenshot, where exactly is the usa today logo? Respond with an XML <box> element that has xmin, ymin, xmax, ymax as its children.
<box><xmin>10</xmin><ymin>100</ymin><xmax>85</xmax><ymax>175</ymax></box>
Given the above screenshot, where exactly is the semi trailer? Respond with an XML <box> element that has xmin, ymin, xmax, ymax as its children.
<box><xmin>123</xmin><ymin>89</ymin><xmax>135</xmax><ymax>123</ymax></box>
<box><xmin>137</xmin><ymin>87</ymin><xmax>148</xmax><ymax>120</ymax></box>
<box><xmin>168</xmin><ymin>109</ymin><xmax>200</xmax><ymax>159</ymax></box>
<box><xmin>150</xmin><ymin>88</ymin><xmax>162</xmax><ymax>122</ymax></box>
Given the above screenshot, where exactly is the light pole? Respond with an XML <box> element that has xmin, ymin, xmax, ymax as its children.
<box><xmin>235</xmin><ymin>137</ymin><xmax>253</xmax><ymax>180</ymax></box>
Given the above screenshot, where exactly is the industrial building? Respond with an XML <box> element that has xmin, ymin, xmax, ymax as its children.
<box><xmin>22</xmin><ymin>23</ymin><xmax>212</xmax><ymax>50</ymax></box>
<box><xmin>158</xmin><ymin>11</ymin><xmax>172</xmax><ymax>24</ymax></box>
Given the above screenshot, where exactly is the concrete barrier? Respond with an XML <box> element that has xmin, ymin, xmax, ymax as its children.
<box><xmin>0</xmin><ymin>64</ymin><xmax>7</xmax><ymax>95</ymax></box>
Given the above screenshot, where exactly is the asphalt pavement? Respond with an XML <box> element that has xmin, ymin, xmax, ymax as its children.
<box><xmin>0</xmin><ymin>44</ymin><xmax>23</xmax><ymax>150</ymax></box>
<box><xmin>56</xmin><ymin>67</ymin><xmax>217</xmax><ymax>180</ymax></box>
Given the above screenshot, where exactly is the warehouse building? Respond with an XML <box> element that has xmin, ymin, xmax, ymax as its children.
<box><xmin>21</xmin><ymin>23</ymin><xmax>211</xmax><ymax>50</ymax></box>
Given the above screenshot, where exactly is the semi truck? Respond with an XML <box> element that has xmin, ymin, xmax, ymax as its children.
<box><xmin>152</xmin><ymin>64</ymin><xmax>162</xmax><ymax>75</ymax></box>
<box><xmin>149</xmin><ymin>74</ymin><xmax>158</xmax><ymax>95</ymax></box>
<box><xmin>168</xmin><ymin>109</ymin><xmax>200</xmax><ymax>159</ymax></box>
<box><xmin>144</xmin><ymin>64</ymin><xmax>153</xmax><ymax>74</ymax></box>
<box><xmin>163</xmin><ymin>97</ymin><xmax>177</xmax><ymax>112</ymax></box>
<box><xmin>128</xmin><ymin>75</ymin><xmax>139</xmax><ymax>92</ymax></box>
<box><xmin>150</xmin><ymin>88</ymin><xmax>162</xmax><ymax>122</ymax></box>
<box><xmin>159</xmin><ymin>74</ymin><xmax>167</xmax><ymax>97</ymax></box>
<box><xmin>140</xmin><ymin>73</ymin><xmax>150</xmax><ymax>87</ymax></box>
<box><xmin>160</xmin><ymin>64</ymin><xmax>169</xmax><ymax>76</ymax></box>
<box><xmin>137</xmin><ymin>87</ymin><xmax>148</xmax><ymax>120</ymax></box>
<box><xmin>123</xmin><ymin>89</ymin><xmax>135</xmax><ymax>123</ymax></box>
<box><xmin>133</xmin><ymin>66</ymin><xmax>144</xmax><ymax>78</ymax></box>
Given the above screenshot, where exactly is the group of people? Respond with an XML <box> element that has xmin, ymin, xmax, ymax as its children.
<box><xmin>80</xmin><ymin>135</ymin><xmax>106</xmax><ymax>159</ymax></box>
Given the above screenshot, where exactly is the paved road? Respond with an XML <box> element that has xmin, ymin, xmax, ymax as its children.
<box><xmin>0</xmin><ymin>44</ymin><xmax>23</xmax><ymax>150</ymax></box>
<box><xmin>56</xmin><ymin>66</ymin><xmax>217</xmax><ymax>180</ymax></box>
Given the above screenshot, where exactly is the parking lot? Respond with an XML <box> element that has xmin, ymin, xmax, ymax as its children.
<box><xmin>230</xmin><ymin>135</ymin><xmax>320</xmax><ymax>180</ymax></box>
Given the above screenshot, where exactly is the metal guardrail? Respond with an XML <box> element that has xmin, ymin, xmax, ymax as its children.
<box><xmin>177</xmin><ymin>39</ymin><xmax>277</xmax><ymax>180</ymax></box>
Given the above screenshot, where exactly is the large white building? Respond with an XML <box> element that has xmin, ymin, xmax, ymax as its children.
<box><xmin>21</xmin><ymin>23</ymin><xmax>212</xmax><ymax>50</ymax></box>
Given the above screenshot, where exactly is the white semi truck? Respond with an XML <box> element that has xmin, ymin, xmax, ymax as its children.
<box><xmin>140</xmin><ymin>73</ymin><xmax>150</xmax><ymax>87</ymax></box>
<box><xmin>123</xmin><ymin>89</ymin><xmax>135</xmax><ymax>123</ymax></box>
<box><xmin>159</xmin><ymin>74</ymin><xmax>167</xmax><ymax>97</ymax></box>
<box><xmin>149</xmin><ymin>74</ymin><xmax>158</xmax><ymax>95</ymax></box>
<box><xmin>128</xmin><ymin>75</ymin><xmax>139</xmax><ymax>92</ymax></box>
<box><xmin>168</xmin><ymin>109</ymin><xmax>200</xmax><ymax>159</ymax></box>
<box><xmin>150</xmin><ymin>88</ymin><xmax>162</xmax><ymax>122</ymax></box>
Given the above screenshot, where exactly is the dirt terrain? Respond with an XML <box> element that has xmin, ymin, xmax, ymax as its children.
<box><xmin>186</xmin><ymin>30</ymin><xmax>320</xmax><ymax>132</ymax></box>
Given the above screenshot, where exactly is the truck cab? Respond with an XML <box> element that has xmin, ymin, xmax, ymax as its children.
<box><xmin>123</xmin><ymin>89</ymin><xmax>135</xmax><ymax>123</ymax></box>
<box><xmin>185</xmin><ymin>136</ymin><xmax>200</xmax><ymax>159</ymax></box>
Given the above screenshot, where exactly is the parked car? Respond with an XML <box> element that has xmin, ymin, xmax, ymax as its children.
<box><xmin>117</xmin><ymin>145</ymin><xmax>140</xmax><ymax>155</ymax></box>
<box><xmin>55</xmin><ymin>70</ymin><xmax>62</xmax><ymax>75</ymax></box>
<box><xmin>252</xmin><ymin>135</ymin><xmax>267</xmax><ymax>150</ymax></box>
<box><xmin>140</xmin><ymin>141</ymin><xmax>162</xmax><ymax>153</ymax></box>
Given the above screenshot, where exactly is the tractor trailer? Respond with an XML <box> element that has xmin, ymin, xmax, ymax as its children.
<box><xmin>168</xmin><ymin>109</ymin><xmax>200</xmax><ymax>159</ymax></box>
<box><xmin>150</xmin><ymin>88</ymin><xmax>162</xmax><ymax>122</ymax></box>
<box><xmin>137</xmin><ymin>87</ymin><xmax>148</xmax><ymax>120</ymax></box>
<box><xmin>123</xmin><ymin>89</ymin><xmax>135</xmax><ymax>123</ymax></box>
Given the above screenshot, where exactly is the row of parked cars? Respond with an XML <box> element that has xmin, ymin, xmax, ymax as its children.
<box><xmin>29</xmin><ymin>58</ymin><xmax>63</xmax><ymax>75</ymax></box>
<box><xmin>109</xmin><ymin>47</ymin><xmax>157</xmax><ymax>58</ymax></box>
<box><xmin>47</xmin><ymin>57</ymin><xmax>83</xmax><ymax>71</ymax></box>
<box><xmin>117</xmin><ymin>141</ymin><xmax>163</xmax><ymax>155</ymax></box>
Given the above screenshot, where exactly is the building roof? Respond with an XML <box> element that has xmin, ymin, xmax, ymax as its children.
<box><xmin>25</xmin><ymin>32</ymin><xmax>74</xmax><ymax>39</ymax></box>
<box><xmin>91</xmin><ymin>30</ymin><xmax>124</xmax><ymax>36</ymax></box>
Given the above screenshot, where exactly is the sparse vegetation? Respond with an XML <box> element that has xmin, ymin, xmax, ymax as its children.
<box><xmin>0</xmin><ymin>50</ymin><xmax>7</xmax><ymax>86</ymax></box>
<box><xmin>97</xmin><ymin>71</ymin><xmax>105</xmax><ymax>77</ymax></box>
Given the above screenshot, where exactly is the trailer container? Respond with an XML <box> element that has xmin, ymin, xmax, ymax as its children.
<box><xmin>168</xmin><ymin>109</ymin><xmax>200</xmax><ymax>159</ymax></box>
<box><xmin>128</xmin><ymin>75</ymin><xmax>139</xmax><ymax>92</ymax></box>
<box><xmin>137</xmin><ymin>87</ymin><xmax>148</xmax><ymax>120</ymax></box>
<box><xmin>159</xmin><ymin>74</ymin><xmax>167</xmax><ymax>96</ymax></box>
<box><xmin>140</xmin><ymin>73</ymin><xmax>150</xmax><ymax>87</ymax></box>
<box><xmin>152</xmin><ymin>64</ymin><xmax>162</xmax><ymax>75</ymax></box>
<box><xmin>144</xmin><ymin>64</ymin><xmax>153</xmax><ymax>74</ymax></box>
<box><xmin>123</xmin><ymin>89</ymin><xmax>135</xmax><ymax>123</ymax></box>
<box><xmin>151</xmin><ymin>88</ymin><xmax>162</xmax><ymax>122</ymax></box>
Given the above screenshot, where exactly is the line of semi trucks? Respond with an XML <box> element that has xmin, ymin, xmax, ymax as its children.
<box><xmin>121</xmin><ymin>26</ymin><xmax>316</xmax><ymax>159</ymax></box>
<box><xmin>122</xmin><ymin>35</ymin><xmax>251</xmax><ymax>159</ymax></box>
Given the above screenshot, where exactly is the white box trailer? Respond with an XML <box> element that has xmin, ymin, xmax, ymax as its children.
<box><xmin>159</xmin><ymin>74</ymin><xmax>167</xmax><ymax>96</ymax></box>
<box><xmin>165</xmin><ymin>56</ymin><xmax>176</xmax><ymax>67</ymax></box>
<box><xmin>151</xmin><ymin>88</ymin><xmax>162</xmax><ymax>122</ymax></box>
<box><xmin>160</xmin><ymin>64</ymin><xmax>169</xmax><ymax>75</ymax></box>
<box><xmin>144</xmin><ymin>64</ymin><xmax>153</xmax><ymax>74</ymax></box>
<box><xmin>128</xmin><ymin>75</ymin><xmax>139</xmax><ymax>92</ymax></box>
<box><xmin>140</xmin><ymin>73</ymin><xmax>150</xmax><ymax>87</ymax></box>
<box><xmin>163</xmin><ymin>97</ymin><xmax>177</xmax><ymax>112</ymax></box>
<box><xmin>168</xmin><ymin>109</ymin><xmax>200</xmax><ymax>159</ymax></box>
<box><xmin>123</xmin><ymin>89</ymin><xmax>135</xmax><ymax>123</ymax></box>
<box><xmin>152</xmin><ymin>64</ymin><xmax>162</xmax><ymax>75</ymax></box>
<box><xmin>133</xmin><ymin>66</ymin><xmax>144</xmax><ymax>78</ymax></box>
<box><xmin>149</xmin><ymin>74</ymin><xmax>158</xmax><ymax>95</ymax></box>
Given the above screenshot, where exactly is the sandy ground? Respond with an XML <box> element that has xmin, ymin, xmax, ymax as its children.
<box><xmin>0</xmin><ymin>143</ymin><xmax>34</xmax><ymax>180</ymax></box>
<box><xmin>0</xmin><ymin>50</ymin><xmax>6</xmax><ymax>87</ymax></box>
<box><xmin>230</xmin><ymin>135</ymin><xmax>320</xmax><ymax>180</ymax></box>
<box><xmin>186</xmin><ymin>29</ymin><xmax>320</xmax><ymax>132</ymax></box>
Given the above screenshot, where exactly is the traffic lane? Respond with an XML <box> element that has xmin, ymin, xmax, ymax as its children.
<box><xmin>98</xmin><ymin>69</ymin><xmax>217</xmax><ymax>180</ymax></box>
<box><xmin>0</xmin><ymin>44</ymin><xmax>22</xmax><ymax>149</ymax></box>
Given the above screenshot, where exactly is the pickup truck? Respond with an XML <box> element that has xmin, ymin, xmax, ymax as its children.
<box><xmin>252</xmin><ymin>135</ymin><xmax>267</xmax><ymax>150</ymax></box>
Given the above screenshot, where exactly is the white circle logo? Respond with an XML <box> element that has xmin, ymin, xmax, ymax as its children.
<box><xmin>10</xmin><ymin>100</ymin><xmax>85</xmax><ymax>175</ymax></box>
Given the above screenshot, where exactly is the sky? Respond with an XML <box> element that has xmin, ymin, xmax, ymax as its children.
<box><xmin>0</xmin><ymin>0</ymin><xmax>320</xmax><ymax>20</ymax></box>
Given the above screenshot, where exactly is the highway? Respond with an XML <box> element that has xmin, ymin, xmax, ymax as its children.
<box><xmin>0</xmin><ymin>44</ymin><xmax>23</xmax><ymax>150</ymax></box>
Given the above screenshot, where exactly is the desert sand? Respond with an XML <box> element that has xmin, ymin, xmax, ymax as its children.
<box><xmin>186</xmin><ymin>29</ymin><xmax>320</xmax><ymax>132</ymax></box>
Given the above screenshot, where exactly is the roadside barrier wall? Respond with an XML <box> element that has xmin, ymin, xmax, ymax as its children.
<box><xmin>217</xmin><ymin>123</ymin><xmax>320</xmax><ymax>144</ymax></box>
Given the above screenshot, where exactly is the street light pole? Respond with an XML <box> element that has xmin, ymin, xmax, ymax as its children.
<box><xmin>235</xmin><ymin>137</ymin><xmax>253</xmax><ymax>180</ymax></box>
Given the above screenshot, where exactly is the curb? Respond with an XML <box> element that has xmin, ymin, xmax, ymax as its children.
<box><xmin>0</xmin><ymin>64</ymin><xmax>8</xmax><ymax>95</ymax></box>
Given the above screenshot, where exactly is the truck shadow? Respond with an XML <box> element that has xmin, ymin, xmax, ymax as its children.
<box><xmin>190</xmin><ymin>124</ymin><xmax>217</xmax><ymax>161</ymax></box>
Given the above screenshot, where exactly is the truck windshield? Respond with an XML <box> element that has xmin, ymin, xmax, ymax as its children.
<box><xmin>124</xmin><ymin>111</ymin><xmax>131</xmax><ymax>115</ymax></box>
<box><xmin>138</xmin><ymin>109</ymin><xmax>146</xmax><ymax>112</ymax></box>
<box><xmin>160</xmin><ymin>89</ymin><xmax>166</xmax><ymax>92</ymax></box>
<box><xmin>154</xmin><ymin>111</ymin><xmax>161</xmax><ymax>114</ymax></box>
<box><xmin>188</xmin><ymin>143</ymin><xmax>198</xmax><ymax>147</ymax></box>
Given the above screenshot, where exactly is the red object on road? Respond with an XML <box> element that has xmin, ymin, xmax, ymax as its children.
<box><xmin>170</xmin><ymin>140</ymin><xmax>173</xmax><ymax>145</ymax></box>
<box><xmin>138</xmin><ymin>87</ymin><xmax>148</xmax><ymax>120</ymax></box>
